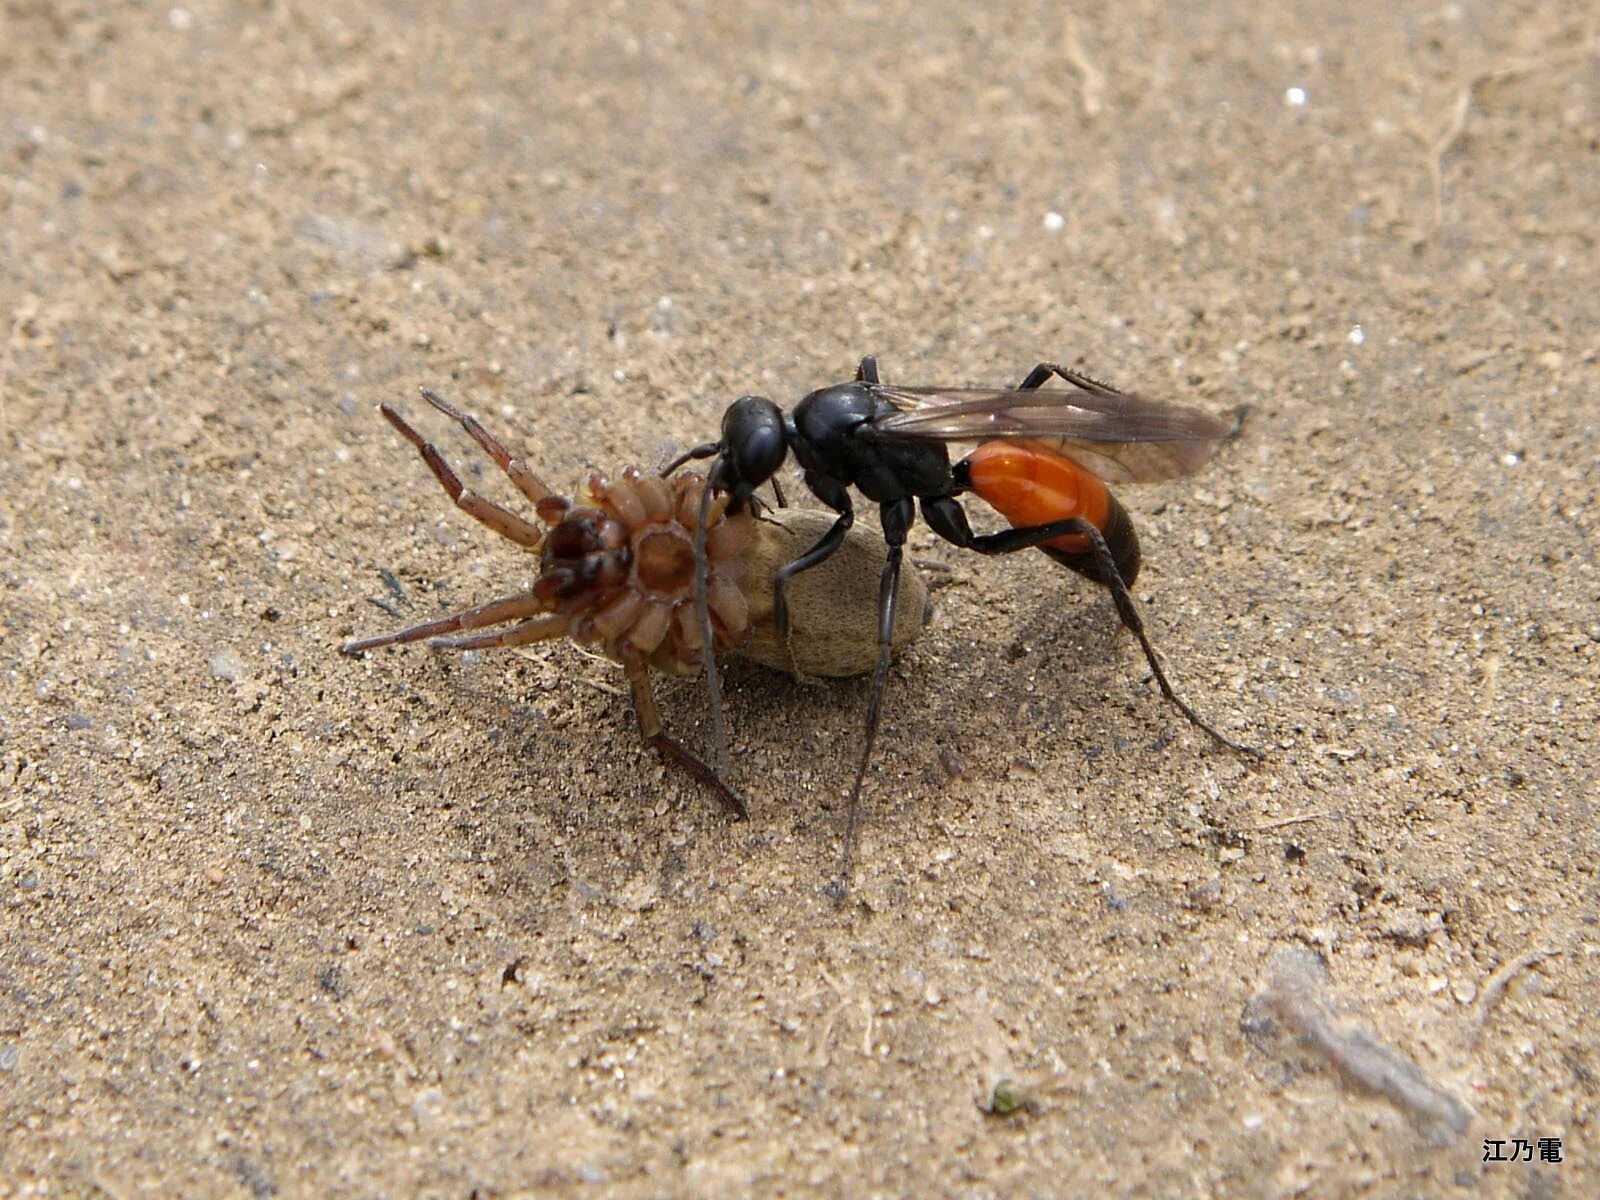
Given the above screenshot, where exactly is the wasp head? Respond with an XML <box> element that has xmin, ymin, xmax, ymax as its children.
<box><xmin>712</xmin><ymin>395</ymin><xmax>788</xmax><ymax>505</ymax></box>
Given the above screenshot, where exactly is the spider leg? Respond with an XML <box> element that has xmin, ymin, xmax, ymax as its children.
<box><xmin>621</xmin><ymin>647</ymin><xmax>747</xmax><ymax>818</ymax></box>
<box><xmin>341</xmin><ymin>590</ymin><xmax>550</xmax><ymax>654</ymax></box>
<box><xmin>427</xmin><ymin>613</ymin><xmax>570</xmax><ymax>652</ymax></box>
<box><xmin>378</xmin><ymin>403</ymin><xmax>547</xmax><ymax>549</ymax></box>
<box><xmin>418</xmin><ymin>388</ymin><xmax>557</xmax><ymax>505</ymax></box>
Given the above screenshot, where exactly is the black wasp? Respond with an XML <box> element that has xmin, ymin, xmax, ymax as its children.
<box><xmin>665</xmin><ymin>355</ymin><xmax>1258</xmax><ymax>873</ymax></box>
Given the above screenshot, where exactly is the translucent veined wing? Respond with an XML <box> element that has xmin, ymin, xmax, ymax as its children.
<box><xmin>869</xmin><ymin>383</ymin><xmax>1240</xmax><ymax>484</ymax></box>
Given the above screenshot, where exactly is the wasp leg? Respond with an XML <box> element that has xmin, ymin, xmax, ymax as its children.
<box><xmin>341</xmin><ymin>590</ymin><xmax>551</xmax><ymax>654</ymax></box>
<box><xmin>376</xmin><ymin>404</ymin><xmax>548</xmax><ymax>548</ymax></box>
<box><xmin>855</xmin><ymin>355</ymin><xmax>880</xmax><ymax>384</ymax></box>
<box><xmin>1015</xmin><ymin>362</ymin><xmax>1123</xmax><ymax>395</ymax></box>
<box><xmin>826</xmin><ymin>495</ymin><xmax>914</xmax><ymax>900</ymax></box>
<box><xmin>620</xmin><ymin>648</ymin><xmax>747</xmax><ymax>819</ymax></box>
<box><xmin>772</xmin><ymin>472</ymin><xmax>856</xmax><ymax>646</ymax></box>
<box><xmin>417</xmin><ymin>388</ymin><xmax>558</xmax><ymax>505</ymax></box>
<box><xmin>921</xmin><ymin>496</ymin><xmax>1259</xmax><ymax>757</ymax></box>
<box><xmin>1019</xmin><ymin>367</ymin><xmax>1251</xmax><ymax>442</ymax></box>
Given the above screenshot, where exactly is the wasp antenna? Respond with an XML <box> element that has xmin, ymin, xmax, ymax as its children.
<box><xmin>1225</xmin><ymin>404</ymin><xmax>1252</xmax><ymax>440</ymax></box>
<box><xmin>658</xmin><ymin>439</ymin><xmax>724</xmax><ymax>478</ymax></box>
<box><xmin>693</xmin><ymin>470</ymin><xmax>732</xmax><ymax>782</ymax></box>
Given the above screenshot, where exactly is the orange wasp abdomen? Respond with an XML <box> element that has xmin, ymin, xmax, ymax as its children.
<box><xmin>957</xmin><ymin>439</ymin><xmax>1141</xmax><ymax>587</ymax></box>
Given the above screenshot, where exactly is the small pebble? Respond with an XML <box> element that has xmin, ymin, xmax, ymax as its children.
<box><xmin>209</xmin><ymin>647</ymin><xmax>248</xmax><ymax>682</ymax></box>
<box><xmin>987</xmin><ymin>1078</ymin><xmax>1028</xmax><ymax>1116</ymax></box>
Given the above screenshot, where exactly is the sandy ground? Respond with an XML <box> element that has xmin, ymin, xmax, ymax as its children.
<box><xmin>3</xmin><ymin>1</ymin><xmax>1598</xmax><ymax>1196</ymax></box>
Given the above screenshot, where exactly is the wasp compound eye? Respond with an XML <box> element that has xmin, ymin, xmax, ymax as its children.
<box><xmin>720</xmin><ymin>395</ymin><xmax>787</xmax><ymax>495</ymax></box>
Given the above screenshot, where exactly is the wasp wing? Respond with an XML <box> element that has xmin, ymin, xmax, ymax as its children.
<box><xmin>869</xmin><ymin>384</ymin><xmax>1238</xmax><ymax>484</ymax></box>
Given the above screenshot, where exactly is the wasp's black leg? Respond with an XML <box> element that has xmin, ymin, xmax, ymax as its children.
<box><xmin>658</xmin><ymin>440</ymin><xmax>722</xmax><ymax>477</ymax></box>
<box><xmin>1058</xmin><ymin>521</ymin><xmax>1260</xmax><ymax>757</ymax></box>
<box><xmin>1020</xmin><ymin>365</ymin><xmax>1250</xmax><ymax>441</ymax></box>
<box><xmin>1016</xmin><ymin>362</ymin><xmax>1122</xmax><ymax>395</ymax></box>
<box><xmin>828</xmin><ymin>495</ymin><xmax>914</xmax><ymax>898</ymax></box>
<box><xmin>855</xmin><ymin>356</ymin><xmax>881</xmax><ymax>384</ymax></box>
<box><xmin>921</xmin><ymin>495</ymin><xmax>1259</xmax><ymax>757</ymax></box>
<box><xmin>1016</xmin><ymin>363</ymin><xmax>1056</xmax><ymax>391</ymax></box>
<box><xmin>922</xmin><ymin>494</ymin><xmax>1102</xmax><ymax>556</ymax></box>
<box><xmin>772</xmin><ymin>471</ymin><xmax>855</xmax><ymax>643</ymax></box>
